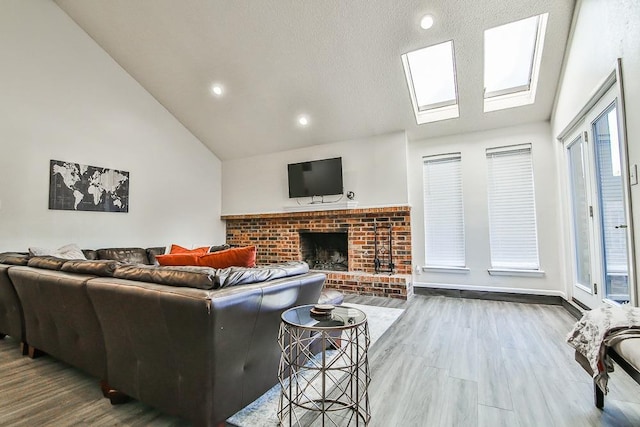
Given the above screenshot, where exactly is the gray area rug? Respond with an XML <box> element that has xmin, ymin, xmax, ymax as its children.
<box><xmin>227</xmin><ymin>303</ymin><xmax>404</xmax><ymax>427</ymax></box>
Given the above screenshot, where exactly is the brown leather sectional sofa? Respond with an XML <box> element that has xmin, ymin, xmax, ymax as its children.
<box><xmin>0</xmin><ymin>248</ymin><xmax>325</xmax><ymax>426</ymax></box>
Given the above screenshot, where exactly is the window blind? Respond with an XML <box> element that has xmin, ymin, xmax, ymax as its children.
<box><xmin>423</xmin><ymin>153</ymin><xmax>465</xmax><ymax>267</ymax></box>
<box><xmin>486</xmin><ymin>144</ymin><xmax>540</xmax><ymax>270</ymax></box>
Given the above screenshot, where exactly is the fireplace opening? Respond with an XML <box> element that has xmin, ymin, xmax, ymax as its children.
<box><xmin>299</xmin><ymin>231</ymin><xmax>348</xmax><ymax>271</ymax></box>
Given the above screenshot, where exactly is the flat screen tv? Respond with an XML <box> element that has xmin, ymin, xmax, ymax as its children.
<box><xmin>288</xmin><ymin>157</ymin><xmax>343</xmax><ymax>198</ymax></box>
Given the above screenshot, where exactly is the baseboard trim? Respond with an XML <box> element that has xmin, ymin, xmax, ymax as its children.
<box><xmin>414</xmin><ymin>286</ymin><xmax>564</xmax><ymax>305</ymax></box>
<box><xmin>413</xmin><ymin>283</ymin><xmax>589</xmax><ymax>319</ymax></box>
<box><xmin>414</xmin><ymin>281</ymin><xmax>566</xmax><ymax>297</ymax></box>
<box><xmin>571</xmin><ymin>297</ymin><xmax>590</xmax><ymax>311</ymax></box>
<box><xmin>562</xmin><ymin>298</ymin><xmax>585</xmax><ymax>319</ymax></box>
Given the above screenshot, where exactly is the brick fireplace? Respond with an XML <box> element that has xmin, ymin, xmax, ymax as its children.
<box><xmin>222</xmin><ymin>206</ymin><xmax>413</xmax><ymax>299</ymax></box>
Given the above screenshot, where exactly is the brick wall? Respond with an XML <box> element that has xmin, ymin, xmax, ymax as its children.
<box><xmin>222</xmin><ymin>206</ymin><xmax>413</xmax><ymax>299</ymax></box>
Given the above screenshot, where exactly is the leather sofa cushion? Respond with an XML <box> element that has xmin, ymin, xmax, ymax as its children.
<box><xmin>215</xmin><ymin>261</ymin><xmax>309</xmax><ymax>288</ymax></box>
<box><xmin>27</xmin><ymin>256</ymin><xmax>67</xmax><ymax>270</ymax></box>
<box><xmin>146</xmin><ymin>247</ymin><xmax>167</xmax><ymax>265</ymax></box>
<box><xmin>114</xmin><ymin>264</ymin><xmax>217</xmax><ymax>290</ymax></box>
<box><xmin>97</xmin><ymin>247</ymin><xmax>150</xmax><ymax>265</ymax></box>
<box><xmin>0</xmin><ymin>252</ymin><xmax>29</xmax><ymax>266</ymax></box>
<box><xmin>82</xmin><ymin>249</ymin><xmax>98</xmax><ymax>260</ymax></box>
<box><xmin>62</xmin><ymin>259</ymin><xmax>122</xmax><ymax>277</ymax></box>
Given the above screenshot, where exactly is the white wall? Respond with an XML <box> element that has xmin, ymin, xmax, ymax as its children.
<box><xmin>408</xmin><ymin>122</ymin><xmax>565</xmax><ymax>296</ymax></box>
<box><xmin>551</xmin><ymin>0</ymin><xmax>640</xmax><ymax>302</ymax></box>
<box><xmin>222</xmin><ymin>131</ymin><xmax>409</xmax><ymax>215</ymax></box>
<box><xmin>0</xmin><ymin>0</ymin><xmax>225</xmax><ymax>252</ymax></box>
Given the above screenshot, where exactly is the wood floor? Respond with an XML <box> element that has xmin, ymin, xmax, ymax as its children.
<box><xmin>0</xmin><ymin>336</ymin><xmax>189</xmax><ymax>426</ymax></box>
<box><xmin>366</xmin><ymin>295</ymin><xmax>640</xmax><ymax>427</ymax></box>
<box><xmin>1</xmin><ymin>294</ymin><xmax>639</xmax><ymax>426</ymax></box>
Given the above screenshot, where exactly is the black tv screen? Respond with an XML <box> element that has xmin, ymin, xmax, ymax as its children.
<box><xmin>288</xmin><ymin>157</ymin><xmax>343</xmax><ymax>198</ymax></box>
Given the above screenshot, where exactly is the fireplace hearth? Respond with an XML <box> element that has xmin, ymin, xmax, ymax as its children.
<box><xmin>299</xmin><ymin>231</ymin><xmax>348</xmax><ymax>271</ymax></box>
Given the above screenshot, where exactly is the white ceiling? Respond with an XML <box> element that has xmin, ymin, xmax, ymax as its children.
<box><xmin>54</xmin><ymin>0</ymin><xmax>576</xmax><ymax>160</ymax></box>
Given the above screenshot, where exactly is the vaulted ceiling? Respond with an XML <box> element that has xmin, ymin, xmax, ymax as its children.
<box><xmin>54</xmin><ymin>0</ymin><xmax>575</xmax><ymax>160</ymax></box>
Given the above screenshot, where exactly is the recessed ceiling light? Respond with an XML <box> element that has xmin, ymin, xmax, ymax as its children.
<box><xmin>420</xmin><ymin>14</ymin><xmax>434</xmax><ymax>30</ymax></box>
<box><xmin>297</xmin><ymin>115</ymin><xmax>310</xmax><ymax>127</ymax></box>
<box><xmin>210</xmin><ymin>83</ymin><xmax>224</xmax><ymax>97</ymax></box>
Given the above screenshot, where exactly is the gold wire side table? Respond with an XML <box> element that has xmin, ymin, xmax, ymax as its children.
<box><xmin>278</xmin><ymin>304</ymin><xmax>370</xmax><ymax>426</ymax></box>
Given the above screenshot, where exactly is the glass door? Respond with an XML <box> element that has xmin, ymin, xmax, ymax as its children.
<box><xmin>591</xmin><ymin>102</ymin><xmax>630</xmax><ymax>304</ymax></box>
<box><xmin>565</xmin><ymin>85</ymin><xmax>633</xmax><ymax>308</ymax></box>
<box><xmin>566</xmin><ymin>130</ymin><xmax>600</xmax><ymax>307</ymax></box>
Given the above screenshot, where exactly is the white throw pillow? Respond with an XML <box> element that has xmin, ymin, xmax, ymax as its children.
<box><xmin>28</xmin><ymin>243</ymin><xmax>86</xmax><ymax>260</ymax></box>
<box><xmin>29</xmin><ymin>247</ymin><xmax>51</xmax><ymax>257</ymax></box>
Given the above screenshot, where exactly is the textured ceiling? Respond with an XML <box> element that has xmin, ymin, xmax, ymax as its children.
<box><xmin>54</xmin><ymin>0</ymin><xmax>575</xmax><ymax>160</ymax></box>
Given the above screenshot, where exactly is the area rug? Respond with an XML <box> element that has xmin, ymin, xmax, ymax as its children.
<box><xmin>226</xmin><ymin>303</ymin><xmax>404</xmax><ymax>427</ymax></box>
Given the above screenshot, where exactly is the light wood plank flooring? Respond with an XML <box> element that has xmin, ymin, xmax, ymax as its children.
<box><xmin>1</xmin><ymin>295</ymin><xmax>639</xmax><ymax>426</ymax></box>
<box><xmin>366</xmin><ymin>295</ymin><xmax>640</xmax><ymax>427</ymax></box>
<box><xmin>0</xmin><ymin>334</ymin><xmax>188</xmax><ymax>426</ymax></box>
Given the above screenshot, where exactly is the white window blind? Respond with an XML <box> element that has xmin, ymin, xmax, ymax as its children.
<box><xmin>486</xmin><ymin>144</ymin><xmax>540</xmax><ymax>270</ymax></box>
<box><xmin>423</xmin><ymin>153</ymin><xmax>465</xmax><ymax>267</ymax></box>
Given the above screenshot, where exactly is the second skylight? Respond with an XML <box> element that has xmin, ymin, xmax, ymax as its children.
<box><xmin>483</xmin><ymin>13</ymin><xmax>549</xmax><ymax>112</ymax></box>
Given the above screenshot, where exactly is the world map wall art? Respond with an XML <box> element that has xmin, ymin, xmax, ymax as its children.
<box><xmin>48</xmin><ymin>159</ymin><xmax>129</xmax><ymax>212</ymax></box>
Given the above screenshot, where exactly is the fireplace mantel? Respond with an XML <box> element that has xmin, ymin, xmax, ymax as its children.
<box><xmin>282</xmin><ymin>200</ymin><xmax>358</xmax><ymax>212</ymax></box>
<box><xmin>221</xmin><ymin>205</ymin><xmax>410</xmax><ymax>220</ymax></box>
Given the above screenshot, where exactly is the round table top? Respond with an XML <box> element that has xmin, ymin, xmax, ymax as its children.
<box><xmin>281</xmin><ymin>304</ymin><xmax>367</xmax><ymax>330</ymax></box>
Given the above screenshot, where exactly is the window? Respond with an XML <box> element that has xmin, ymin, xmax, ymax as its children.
<box><xmin>423</xmin><ymin>153</ymin><xmax>465</xmax><ymax>267</ymax></box>
<box><xmin>486</xmin><ymin>144</ymin><xmax>540</xmax><ymax>271</ymax></box>
<box><xmin>402</xmin><ymin>41</ymin><xmax>459</xmax><ymax>124</ymax></box>
<box><xmin>483</xmin><ymin>13</ymin><xmax>548</xmax><ymax>112</ymax></box>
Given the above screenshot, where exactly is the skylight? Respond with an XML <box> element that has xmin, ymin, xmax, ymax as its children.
<box><xmin>402</xmin><ymin>40</ymin><xmax>459</xmax><ymax>124</ymax></box>
<box><xmin>483</xmin><ymin>13</ymin><xmax>548</xmax><ymax>112</ymax></box>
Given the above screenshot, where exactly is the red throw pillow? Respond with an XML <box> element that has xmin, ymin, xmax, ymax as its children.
<box><xmin>155</xmin><ymin>253</ymin><xmax>201</xmax><ymax>266</ymax></box>
<box><xmin>198</xmin><ymin>246</ymin><xmax>257</xmax><ymax>269</ymax></box>
<box><xmin>169</xmin><ymin>244</ymin><xmax>210</xmax><ymax>254</ymax></box>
